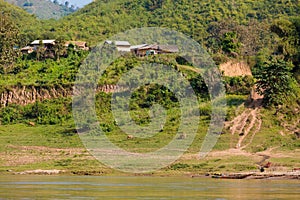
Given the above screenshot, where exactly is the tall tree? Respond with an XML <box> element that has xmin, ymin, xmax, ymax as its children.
<box><xmin>255</xmin><ymin>57</ymin><xmax>296</xmax><ymax>108</ymax></box>
<box><xmin>271</xmin><ymin>17</ymin><xmax>300</xmax><ymax>82</ymax></box>
<box><xmin>0</xmin><ymin>12</ymin><xmax>20</xmax><ymax>74</ymax></box>
<box><xmin>36</xmin><ymin>40</ymin><xmax>45</xmax><ymax>61</ymax></box>
<box><xmin>54</xmin><ymin>37</ymin><xmax>66</xmax><ymax>61</ymax></box>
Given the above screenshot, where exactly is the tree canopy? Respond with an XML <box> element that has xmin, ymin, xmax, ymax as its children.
<box><xmin>255</xmin><ymin>57</ymin><xmax>296</xmax><ymax>107</ymax></box>
<box><xmin>0</xmin><ymin>12</ymin><xmax>20</xmax><ymax>73</ymax></box>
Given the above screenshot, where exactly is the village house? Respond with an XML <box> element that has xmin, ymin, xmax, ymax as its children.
<box><xmin>104</xmin><ymin>41</ymin><xmax>179</xmax><ymax>56</ymax></box>
<box><xmin>21</xmin><ymin>39</ymin><xmax>89</xmax><ymax>58</ymax></box>
<box><xmin>30</xmin><ymin>39</ymin><xmax>56</xmax><ymax>50</ymax></box>
<box><xmin>130</xmin><ymin>44</ymin><xmax>179</xmax><ymax>57</ymax></box>
<box><xmin>130</xmin><ymin>44</ymin><xmax>149</xmax><ymax>56</ymax></box>
<box><xmin>158</xmin><ymin>45</ymin><xmax>179</xmax><ymax>54</ymax></box>
<box><xmin>21</xmin><ymin>39</ymin><xmax>56</xmax><ymax>55</ymax></box>
<box><xmin>105</xmin><ymin>40</ymin><xmax>131</xmax><ymax>52</ymax></box>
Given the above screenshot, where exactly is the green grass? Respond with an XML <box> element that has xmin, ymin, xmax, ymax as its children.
<box><xmin>0</xmin><ymin>116</ymin><xmax>298</xmax><ymax>175</ymax></box>
<box><xmin>245</xmin><ymin>108</ymin><xmax>300</xmax><ymax>153</ymax></box>
<box><xmin>0</xmin><ymin>51</ymin><xmax>298</xmax><ymax>175</ymax></box>
<box><xmin>0</xmin><ymin>123</ymin><xmax>82</xmax><ymax>150</ymax></box>
<box><xmin>161</xmin><ymin>155</ymin><xmax>258</xmax><ymax>174</ymax></box>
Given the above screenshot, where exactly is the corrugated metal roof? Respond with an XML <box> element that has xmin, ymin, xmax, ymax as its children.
<box><xmin>130</xmin><ymin>44</ymin><xmax>148</xmax><ymax>50</ymax></box>
<box><xmin>105</xmin><ymin>40</ymin><xmax>113</xmax><ymax>45</ymax></box>
<box><xmin>115</xmin><ymin>41</ymin><xmax>131</xmax><ymax>46</ymax></box>
<box><xmin>137</xmin><ymin>44</ymin><xmax>158</xmax><ymax>50</ymax></box>
<box><xmin>105</xmin><ymin>40</ymin><xmax>130</xmax><ymax>46</ymax></box>
<box><xmin>158</xmin><ymin>45</ymin><xmax>179</xmax><ymax>53</ymax></box>
<box><xmin>105</xmin><ymin>40</ymin><xmax>131</xmax><ymax>46</ymax></box>
<box><xmin>31</xmin><ymin>40</ymin><xmax>55</xmax><ymax>45</ymax></box>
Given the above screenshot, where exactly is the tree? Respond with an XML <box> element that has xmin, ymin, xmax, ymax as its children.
<box><xmin>36</xmin><ymin>40</ymin><xmax>45</xmax><ymax>61</ymax></box>
<box><xmin>0</xmin><ymin>12</ymin><xmax>20</xmax><ymax>74</ymax></box>
<box><xmin>255</xmin><ymin>57</ymin><xmax>296</xmax><ymax>107</ymax></box>
<box><xmin>221</xmin><ymin>31</ymin><xmax>241</xmax><ymax>56</ymax></box>
<box><xmin>271</xmin><ymin>17</ymin><xmax>300</xmax><ymax>82</ymax></box>
<box><xmin>54</xmin><ymin>37</ymin><xmax>66</xmax><ymax>61</ymax></box>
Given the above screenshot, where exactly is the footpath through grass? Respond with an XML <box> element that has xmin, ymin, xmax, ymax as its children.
<box><xmin>0</xmin><ymin>105</ymin><xmax>299</xmax><ymax>176</ymax></box>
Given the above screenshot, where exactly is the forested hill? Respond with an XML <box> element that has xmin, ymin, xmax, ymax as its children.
<box><xmin>4</xmin><ymin>0</ymin><xmax>78</xmax><ymax>19</ymax></box>
<box><xmin>37</xmin><ymin>0</ymin><xmax>299</xmax><ymax>47</ymax></box>
<box><xmin>7</xmin><ymin>0</ymin><xmax>299</xmax><ymax>55</ymax></box>
<box><xmin>0</xmin><ymin>0</ymin><xmax>39</xmax><ymax>28</ymax></box>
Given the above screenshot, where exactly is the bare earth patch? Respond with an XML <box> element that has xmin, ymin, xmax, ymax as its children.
<box><xmin>1</xmin><ymin>145</ymin><xmax>92</xmax><ymax>166</ymax></box>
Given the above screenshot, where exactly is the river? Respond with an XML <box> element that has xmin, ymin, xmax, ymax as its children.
<box><xmin>0</xmin><ymin>175</ymin><xmax>299</xmax><ymax>199</ymax></box>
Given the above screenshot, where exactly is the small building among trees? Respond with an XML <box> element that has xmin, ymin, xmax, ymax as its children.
<box><xmin>105</xmin><ymin>40</ymin><xmax>131</xmax><ymax>52</ymax></box>
<box><xmin>130</xmin><ymin>44</ymin><xmax>179</xmax><ymax>57</ymax></box>
<box><xmin>30</xmin><ymin>40</ymin><xmax>56</xmax><ymax>50</ymax></box>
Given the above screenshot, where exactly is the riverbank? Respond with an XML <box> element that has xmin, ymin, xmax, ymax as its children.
<box><xmin>1</xmin><ymin>145</ymin><xmax>299</xmax><ymax>178</ymax></box>
<box><xmin>192</xmin><ymin>171</ymin><xmax>300</xmax><ymax>180</ymax></box>
<box><xmin>1</xmin><ymin>146</ymin><xmax>299</xmax><ymax>179</ymax></box>
<box><xmin>0</xmin><ymin>123</ymin><xmax>299</xmax><ymax>178</ymax></box>
<box><xmin>2</xmin><ymin>169</ymin><xmax>299</xmax><ymax>180</ymax></box>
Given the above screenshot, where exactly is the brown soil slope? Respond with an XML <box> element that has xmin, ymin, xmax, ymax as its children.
<box><xmin>220</xmin><ymin>61</ymin><xmax>252</xmax><ymax>77</ymax></box>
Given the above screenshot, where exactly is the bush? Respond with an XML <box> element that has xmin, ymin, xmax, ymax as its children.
<box><xmin>224</xmin><ymin>76</ymin><xmax>254</xmax><ymax>94</ymax></box>
<box><xmin>0</xmin><ymin>98</ymin><xmax>72</xmax><ymax>125</ymax></box>
<box><xmin>0</xmin><ymin>105</ymin><xmax>21</xmax><ymax>124</ymax></box>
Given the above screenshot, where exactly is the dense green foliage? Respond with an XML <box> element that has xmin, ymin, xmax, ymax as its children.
<box><xmin>0</xmin><ymin>98</ymin><xmax>72</xmax><ymax>125</ymax></box>
<box><xmin>0</xmin><ymin>12</ymin><xmax>20</xmax><ymax>73</ymax></box>
<box><xmin>35</xmin><ymin>0</ymin><xmax>299</xmax><ymax>51</ymax></box>
<box><xmin>0</xmin><ymin>0</ymin><xmax>41</xmax><ymax>47</ymax></box>
<box><xmin>270</xmin><ymin>17</ymin><xmax>300</xmax><ymax>82</ymax></box>
<box><xmin>255</xmin><ymin>57</ymin><xmax>297</xmax><ymax>107</ymax></box>
<box><xmin>0</xmin><ymin>0</ymin><xmax>38</xmax><ymax>27</ymax></box>
<box><xmin>1</xmin><ymin>1</ymin><xmax>300</xmax><ymax>175</ymax></box>
<box><xmin>2</xmin><ymin>0</ymin><xmax>299</xmax><ymax>58</ymax></box>
<box><xmin>0</xmin><ymin>0</ymin><xmax>298</xmax><ymax>109</ymax></box>
<box><xmin>0</xmin><ymin>0</ymin><xmax>298</xmax><ymax>142</ymax></box>
<box><xmin>0</xmin><ymin>49</ymin><xmax>88</xmax><ymax>86</ymax></box>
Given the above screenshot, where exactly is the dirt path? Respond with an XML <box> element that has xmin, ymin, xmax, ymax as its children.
<box><xmin>1</xmin><ymin>145</ymin><xmax>91</xmax><ymax>166</ymax></box>
<box><xmin>225</xmin><ymin>87</ymin><xmax>263</xmax><ymax>149</ymax></box>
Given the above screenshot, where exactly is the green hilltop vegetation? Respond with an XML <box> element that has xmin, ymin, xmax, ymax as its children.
<box><xmin>0</xmin><ymin>0</ymin><xmax>299</xmax><ymax>174</ymax></box>
<box><xmin>0</xmin><ymin>0</ymin><xmax>39</xmax><ymax>27</ymax></box>
<box><xmin>4</xmin><ymin>0</ymin><xmax>78</xmax><ymax>19</ymax></box>
<box><xmin>35</xmin><ymin>0</ymin><xmax>300</xmax><ymax>46</ymax></box>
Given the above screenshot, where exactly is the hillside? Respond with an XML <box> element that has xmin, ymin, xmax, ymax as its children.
<box><xmin>4</xmin><ymin>0</ymin><xmax>78</xmax><ymax>19</ymax></box>
<box><xmin>0</xmin><ymin>0</ymin><xmax>299</xmax><ymax>175</ymax></box>
<box><xmin>41</xmin><ymin>0</ymin><xmax>300</xmax><ymax>49</ymax></box>
<box><xmin>0</xmin><ymin>0</ymin><xmax>41</xmax><ymax>45</ymax></box>
<box><xmin>0</xmin><ymin>0</ymin><xmax>38</xmax><ymax>26</ymax></box>
<box><xmin>0</xmin><ymin>54</ymin><xmax>299</xmax><ymax>174</ymax></box>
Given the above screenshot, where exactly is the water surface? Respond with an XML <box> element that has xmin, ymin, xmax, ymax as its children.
<box><xmin>0</xmin><ymin>175</ymin><xmax>299</xmax><ymax>199</ymax></box>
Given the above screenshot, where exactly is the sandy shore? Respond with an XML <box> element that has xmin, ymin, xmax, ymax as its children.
<box><xmin>192</xmin><ymin>171</ymin><xmax>300</xmax><ymax>180</ymax></box>
<box><xmin>5</xmin><ymin>169</ymin><xmax>299</xmax><ymax>180</ymax></box>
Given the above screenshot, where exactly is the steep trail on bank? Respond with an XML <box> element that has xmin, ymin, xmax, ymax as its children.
<box><xmin>225</xmin><ymin>87</ymin><xmax>263</xmax><ymax>149</ymax></box>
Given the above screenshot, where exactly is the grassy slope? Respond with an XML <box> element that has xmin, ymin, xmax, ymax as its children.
<box><xmin>0</xmin><ymin>55</ymin><xmax>299</xmax><ymax>175</ymax></box>
<box><xmin>0</xmin><ymin>94</ymin><xmax>299</xmax><ymax>175</ymax></box>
